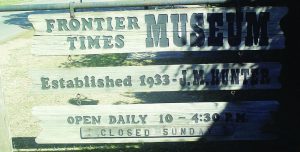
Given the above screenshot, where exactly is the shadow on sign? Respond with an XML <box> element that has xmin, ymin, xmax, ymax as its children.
<box><xmin>5</xmin><ymin>4</ymin><xmax>293</xmax><ymax>152</ymax></box>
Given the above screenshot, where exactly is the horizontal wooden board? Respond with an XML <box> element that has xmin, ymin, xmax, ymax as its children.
<box><xmin>0</xmin><ymin>81</ymin><xmax>12</xmax><ymax>151</ymax></box>
<box><xmin>33</xmin><ymin>101</ymin><xmax>279</xmax><ymax>143</ymax></box>
<box><xmin>29</xmin><ymin>7</ymin><xmax>287</xmax><ymax>55</ymax></box>
<box><xmin>29</xmin><ymin>63</ymin><xmax>281</xmax><ymax>93</ymax></box>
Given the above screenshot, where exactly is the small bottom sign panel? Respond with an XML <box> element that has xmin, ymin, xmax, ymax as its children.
<box><xmin>33</xmin><ymin>101</ymin><xmax>278</xmax><ymax>143</ymax></box>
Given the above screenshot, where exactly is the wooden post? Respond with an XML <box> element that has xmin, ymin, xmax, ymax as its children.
<box><xmin>0</xmin><ymin>79</ymin><xmax>13</xmax><ymax>152</ymax></box>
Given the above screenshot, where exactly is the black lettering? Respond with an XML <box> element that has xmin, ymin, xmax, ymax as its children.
<box><xmin>109</xmin><ymin>115</ymin><xmax>116</xmax><ymax>124</ymax></box>
<box><xmin>87</xmin><ymin>36</ymin><xmax>100</xmax><ymax>49</ymax></box>
<box><xmin>74</xmin><ymin>77</ymin><xmax>83</xmax><ymax>88</ymax></box>
<box><xmin>226</xmin><ymin>13</ymin><xmax>243</xmax><ymax>46</ymax></box>
<box><xmin>69</xmin><ymin>19</ymin><xmax>80</xmax><ymax>31</ymax></box>
<box><xmin>105</xmin><ymin>76</ymin><xmax>114</xmax><ymax>87</ymax></box>
<box><xmin>59</xmin><ymin>78</ymin><xmax>66</xmax><ymax>88</ymax></box>
<box><xmin>90</xmin><ymin>76</ymin><xmax>96</xmax><ymax>87</ymax></box>
<box><xmin>136</xmin><ymin>129</ymin><xmax>141</xmax><ymax>136</ymax></box>
<box><xmin>79</xmin><ymin>36</ymin><xmax>86</xmax><ymax>50</ymax></box>
<box><xmin>221</xmin><ymin>69</ymin><xmax>229</xmax><ymax>85</ymax></box>
<box><xmin>101</xmin><ymin>129</ymin><xmax>106</xmax><ymax>136</ymax></box>
<box><xmin>115</xmin><ymin>79</ymin><xmax>122</xmax><ymax>87</ymax></box>
<box><xmin>75</xmin><ymin>116</ymin><xmax>82</xmax><ymax>124</ymax></box>
<box><xmin>41</xmin><ymin>77</ymin><xmax>50</xmax><ymax>89</ymax></box>
<box><xmin>145</xmin><ymin>129</ymin><xmax>150</xmax><ymax>136</ymax></box>
<box><xmin>92</xmin><ymin>116</ymin><xmax>101</xmax><ymax>124</ymax></box>
<box><xmin>67</xmin><ymin>116</ymin><xmax>75</xmax><ymax>124</ymax></box>
<box><xmin>109</xmin><ymin>129</ymin><xmax>114</xmax><ymax>136</ymax></box>
<box><xmin>123</xmin><ymin>76</ymin><xmax>132</xmax><ymax>86</ymax></box>
<box><xmin>145</xmin><ymin>14</ymin><xmax>169</xmax><ymax>47</ymax></box>
<box><xmin>57</xmin><ymin>19</ymin><xmax>69</xmax><ymax>31</ymax></box>
<box><xmin>139</xmin><ymin>115</ymin><xmax>147</xmax><ymax>124</ymax></box>
<box><xmin>127</xmin><ymin>129</ymin><xmax>133</xmax><ymax>136</ymax></box>
<box><xmin>117</xmin><ymin>115</ymin><xmax>125</xmax><ymax>124</ymax></box>
<box><xmin>127</xmin><ymin>17</ymin><xmax>140</xmax><ymax>30</ymax></box>
<box><xmin>189</xmin><ymin>128</ymin><xmax>195</xmax><ymax>135</ymax></box>
<box><xmin>83</xmin><ymin>116</ymin><xmax>91</xmax><ymax>124</ymax></box>
<box><xmin>245</xmin><ymin>12</ymin><xmax>270</xmax><ymax>46</ymax></box>
<box><xmin>115</xmin><ymin>17</ymin><xmax>125</xmax><ymax>30</ymax></box>
<box><xmin>163</xmin><ymin>128</ymin><xmax>168</xmax><ymax>135</ymax></box>
<box><xmin>180</xmin><ymin>70</ymin><xmax>187</xmax><ymax>86</ymax></box>
<box><xmin>171</xmin><ymin>14</ymin><xmax>187</xmax><ymax>46</ymax></box>
<box><xmin>81</xmin><ymin>18</ymin><xmax>93</xmax><ymax>31</ymax></box>
<box><xmin>84</xmin><ymin>76</ymin><xmax>90</xmax><ymax>87</ymax></box>
<box><xmin>66</xmin><ymin>80</ymin><xmax>74</xmax><ymax>88</ymax></box>
<box><xmin>211</xmin><ymin>69</ymin><xmax>220</xmax><ymax>85</ymax></box>
<box><xmin>67</xmin><ymin>37</ymin><xmax>77</xmax><ymax>50</ymax></box>
<box><xmin>131</xmin><ymin>115</ymin><xmax>140</xmax><ymax>124</ymax></box>
<box><xmin>97</xmin><ymin>79</ymin><xmax>104</xmax><ymax>88</ymax></box>
<box><xmin>208</xmin><ymin>13</ymin><xmax>223</xmax><ymax>46</ymax></box>
<box><xmin>103</xmin><ymin>36</ymin><xmax>114</xmax><ymax>49</ymax></box>
<box><xmin>46</xmin><ymin>19</ymin><xmax>55</xmax><ymax>33</ymax></box>
<box><xmin>241</xmin><ymin>69</ymin><xmax>250</xmax><ymax>85</ymax></box>
<box><xmin>118</xmin><ymin>129</ymin><xmax>124</xmax><ymax>136</ymax></box>
<box><xmin>231</xmin><ymin>69</ymin><xmax>240</xmax><ymax>84</ymax></box>
<box><xmin>51</xmin><ymin>80</ymin><xmax>59</xmax><ymax>89</ymax></box>
<box><xmin>115</xmin><ymin>35</ymin><xmax>124</xmax><ymax>48</ymax></box>
<box><xmin>181</xmin><ymin>128</ymin><xmax>186</xmax><ymax>135</ymax></box>
<box><xmin>94</xmin><ymin>18</ymin><xmax>105</xmax><ymax>31</ymax></box>
<box><xmin>193</xmin><ymin>70</ymin><xmax>205</xmax><ymax>85</ymax></box>
<box><xmin>190</xmin><ymin>13</ymin><xmax>205</xmax><ymax>47</ymax></box>
<box><xmin>106</xmin><ymin>17</ymin><xmax>113</xmax><ymax>31</ymax></box>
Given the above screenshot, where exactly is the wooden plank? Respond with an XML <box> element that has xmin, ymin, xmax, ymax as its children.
<box><xmin>33</xmin><ymin>101</ymin><xmax>279</xmax><ymax>143</ymax></box>
<box><xmin>29</xmin><ymin>63</ymin><xmax>281</xmax><ymax>93</ymax></box>
<box><xmin>29</xmin><ymin>7</ymin><xmax>287</xmax><ymax>55</ymax></box>
<box><xmin>0</xmin><ymin>80</ymin><xmax>13</xmax><ymax>152</ymax></box>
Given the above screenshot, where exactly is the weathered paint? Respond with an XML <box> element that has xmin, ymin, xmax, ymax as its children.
<box><xmin>33</xmin><ymin>101</ymin><xmax>279</xmax><ymax>143</ymax></box>
<box><xmin>0</xmin><ymin>80</ymin><xmax>12</xmax><ymax>152</ymax></box>
<box><xmin>29</xmin><ymin>7</ymin><xmax>287</xmax><ymax>55</ymax></box>
<box><xmin>30</xmin><ymin>63</ymin><xmax>281</xmax><ymax>93</ymax></box>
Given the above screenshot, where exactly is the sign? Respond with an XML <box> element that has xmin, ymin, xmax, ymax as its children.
<box><xmin>30</xmin><ymin>63</ymin><xmax>281</xmax><ymax>93</ymax></box>
<box><xmin>0</xmin><ymin>81</ymin><xmax>12</xmax><ymax>151</ymax></box>
<box><xmin>29</xmin><ymin>7</ymin><xmax>287</xmax><ymax>55</ymax></box>
<box><xmin>33</xmin><ymin>101</ymin><xmax>279</xmax><ymax>143</ymax></box>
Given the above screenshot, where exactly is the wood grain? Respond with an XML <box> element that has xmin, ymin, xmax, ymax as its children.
<box><xmin>0</xmin><ymin>80</ymin><xmax>12</xmax><ymax>152</ymax></box>
<box><xmin>33</xmin><ymin>101</ymin><xmax>279</xmax><ymax>143</ymax></box>
<box><xmin>29</xmin><ymin>63</ymin><xmax>281</xmax><ymax>93</ymax></box>
<box><xmin>29</xmin><ymin>7</ymin><xmax>287</xmax><ymax>55</ymax></box>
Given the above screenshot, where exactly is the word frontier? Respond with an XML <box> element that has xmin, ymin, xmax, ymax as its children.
<box><xmin>45</xmin><ymin>12</ymin><xmax>270</xmax><ymax>51</ymax></box>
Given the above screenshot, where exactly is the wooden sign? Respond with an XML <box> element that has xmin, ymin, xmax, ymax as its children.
<box><xmin>30</xmin><ymin>63</ymin><xmax>281</xmax><ymax>93</ymax></box>
<box><xmin>29</xmin><ymin>7</ymin><xmax>287</xmax><ymax>55</ymax></box>
<box><xmin>33</xmin><ymin>101</ymin><xmax>279</xmax><ymax>143</ymax></box>
<box><xmin>0</xmin><ymin>81</ymin><xmax>12</xmax><ymax>152</ymax></box>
